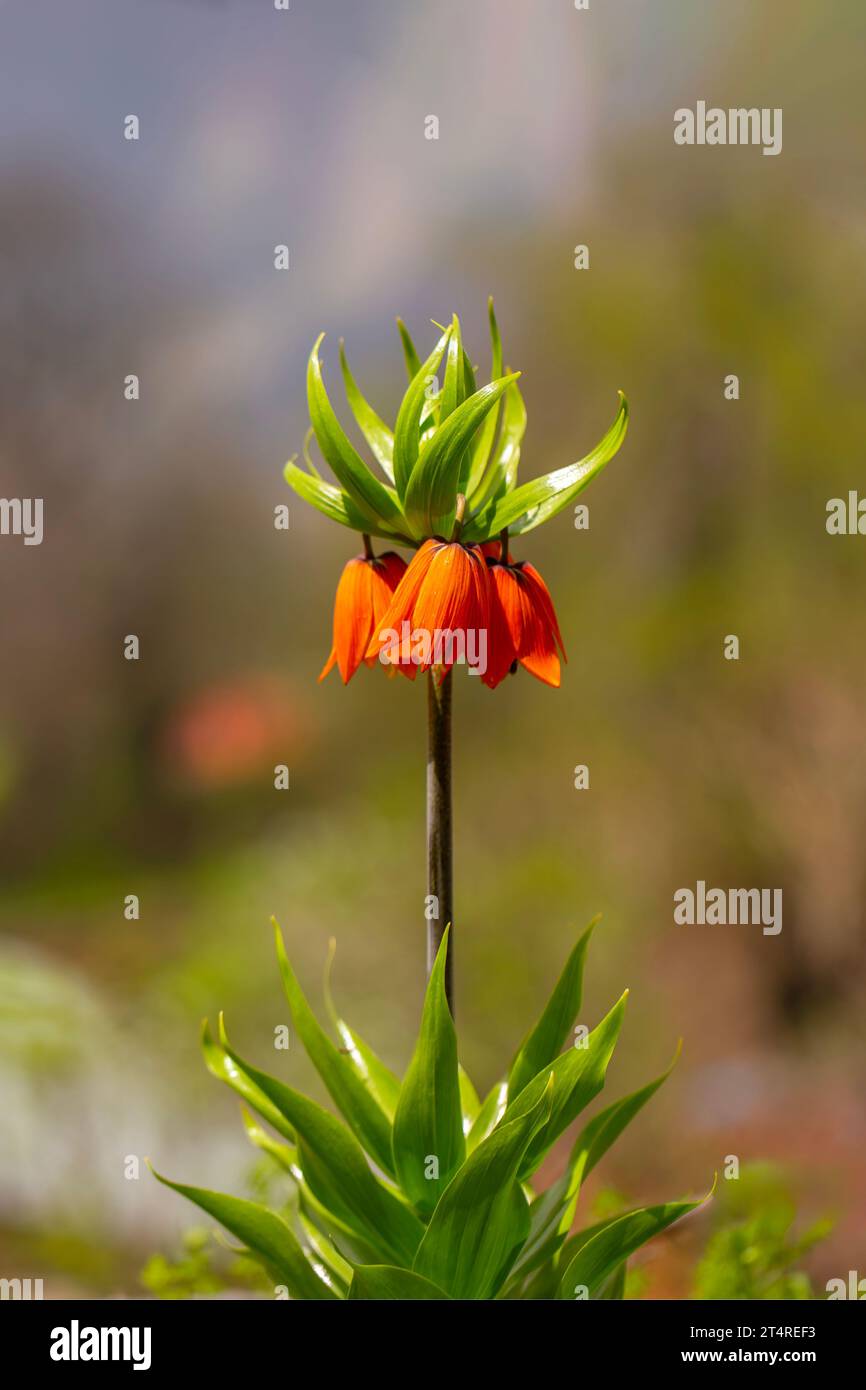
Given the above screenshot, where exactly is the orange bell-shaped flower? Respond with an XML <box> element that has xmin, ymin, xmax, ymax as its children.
<box><xmin>319</xmin><ymin>549</ymin><xmax>407</xmax><ymax>684</ymax></box>
<box><xmin>365</xmin><ymin>538</ymin><xmax>491</xmax><ymax>678</ymax></box>
<box><xmin>482</xmin><ymin>550</ymin><xmax>566</xmax><ymax>689</ymax></box>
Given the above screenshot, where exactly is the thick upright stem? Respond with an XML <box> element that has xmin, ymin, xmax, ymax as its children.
<box><xmin>426</xmin><ymin>668</ymin><xmax>454</xmax><ymax>1013</ymax></box>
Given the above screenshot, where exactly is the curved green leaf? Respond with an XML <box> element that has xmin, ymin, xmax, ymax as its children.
<box><xmin>392</xmin><ymin>327</ymin><xmax>451</xmax><ymax>503</ymax></box>
<box><xmin>466</xmin><ymin>296</ymin><xmax>505</xmax><ymax>495</ymax></box>
<box><xmin>348</xmin><ymin>1265</ymin><xmax>452</xmax><ymax>1301</ymax></box>
<box><xmin>507</xmin><ymin>917</ymin><xmax>598</xmax><ymax>1101</ymax></box>
<box><xmin>396</xmin><ymin>317</ymin><xmax>422</xmax><ymax>383</ymax></box>
<box><xmin>467</xmin><ymin>374</ymin><xmax>526</xmax><ymax>515</ymax></box>
<box><xmin>273</xmin><ymin>921</ymin><xmax>395</xmax><ymax>1178</ymax></box>
<box><xmin>467</xmin><ymin>1080</ymin><xmax>508</xmax><ymax>1152</ymax></box>
<box><xmin>283</xmin><ymin>457</ymin><xmax>401</xmax><ymax>540</ymax></box>
<box><xmin>240</xmin><ymin>1106</ymin><xmax>298</xmax><ymax>1174</ymax></box>
<box><xmin>149</xmin><ymin>1166</ymin><xmax>338</xmax><ymax>1300</ymax></box>
<box><xmin>404</xmin><ymin>373</ymin><xmax>520</xmax><ymax>537</ymax></box>
<box><xmin>505</xmin><ymin>991</ymin><xmax>628</xmax><ymax>1180</ymax></box>
<box><xmin>458</xmin><ymin>1064</ymin><xmax>481</xmax><ymax>1136</ymax></box>
<box><xmin>571</xmin><ymin>1041</ymin><xmax>682</xmax><ymax>1185</ymax></box>
<box><xmin>338</xmin><ymin>341</ymin><xmax>395</xmax><ymax>482</ymax></box>
<box><xmin>323</xmin><ymin>939</ymin><xmax>401</xmax><ymax>1122</ymax></box>
<box><xmin>202</xmin><ymin>1019</ymin><xmax>296</xmax><ymax>1144</ymax></box>
<box><xmin>392</xmin><ymin>929</ymin><xmax>465</xmax><ymax>1216</ymax></box>
<box><xmin>413</xmin><ymin>1075</ymin><xmax>554</xmax><ymax>1299</ymax></box>
<box><xmin>219</xmin><ymin>1029</ymin><xmax>424</xmax><ymax>1266</ymax></box>
<box><xmin>470</xmin><ymin>391</ymin><xmax>628</xmax><ymax>539</ymax></box>
<box><xmin>510</xmin><ymin>1045</ymin><xmax>681</xmax><ymax>1288</ymax></box>
<box><xmin>307</xmin><ymin>334</ymin><xmax>403</xmax><ymax>527</ymax></box>
<box><xmin>557</xmin><ymin>1192</ymin><xmax>707</xmax><ymax>1299</ymax></box>
<box><xmin>440</xmin><ymin>315</ymin><xmax>465</xmax><ymax>422</ymax></box>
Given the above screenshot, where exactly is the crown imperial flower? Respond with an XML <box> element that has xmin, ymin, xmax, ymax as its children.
<box><xmin>482</xmin><ymin>546</ymin><xmax>567</xmax><ymax>690</ymax></box>
<box><xmin>365</xmin><ymin>534</ymin><xmax>490</xmax><ymax>678</ymax></box>
<box><xmin>287</xmin><ymin>301</ymin><xmax>627</xmax><ymax>692</ymax></box>
<box><xmin>319</xmin><ymin>548</ymin><xmax>407</xmax><ymax>684</ymax></box>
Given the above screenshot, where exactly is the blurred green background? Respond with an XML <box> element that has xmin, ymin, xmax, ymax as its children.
<box><xmin>1</xmin><ymin>0</ymin><xmax>864</xmax><ymax>1296</ymax></box>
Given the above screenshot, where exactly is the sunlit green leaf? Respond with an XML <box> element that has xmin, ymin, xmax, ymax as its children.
<box><xmin>557</xmin><ymin>1192</ymin><xmax>707</xmax><ymax>1299</ymax></box>
<box><xmin>392</xmin><ymin>327</ymin><xmax>451</xmax><ymax>504</ymax></box>
<box><xmin>466</xmin><ymin>296</ymin><xmax>505</xmax><ymax>495</ymax></box>
<box><xmin>467</xmin><ymin>375</ymin><xmax>527</xmax><ymax>515</ymax></box>
<box><xmin>307</xmin><ymin>334</ymin><xmax>403</xmax><ymax>527</ymax></box>
<box><xmin>273</xmin><ymin>920</ymin><xmax>395</xmax><ymax>1177</ymax></box>
<box><xmin>458</xmin><ymin>1064</ymin><xmax>481</xmax><ymax>1136</ymax></box>
<box><xmin>240</xmin><ymin>1106</ymin><xmax>298</xmax><ymax>1174</ymax></box>
<box><xmin>323</xmin><ymin>939</ymin><xmax>401</xmax><ymax>1122</ymax></box>
<box><xmin>219</xmin><ymin>1028</ymin><xmax>424</xmax><ymax>1266</ymax></box>
<box><xmin>202</xmin><ymin>1019</ymin><xmax>296</xmax><ymax>1144</ymax></box>
<box><xmin>338</xmin><ymin>340</ymin><xmax>395</xmax><ymax>483</ymax></box>
<box><xmin>403</xmin><ymin>373</ymin><xmax>520</xmax><ymax>537</ymax></box>
<box><xmin>282</xmin><ymin>457</ymin><xmax>380</xmax><ymax>535</ymax></box>
<box><xmin>297</xmin><ymin>1211</ymin><xmax>353</xmax><ymax>1295</ymax></box>
<box><xmin>467</xmin><ymin>1080</ymin><xmax>508</xmax><ymax>1152</ymax></box>
<box><xmin>571</xmin><ymin>1041</ymin><xmax>682</xmax><ymax>1186</ymax></box>
<box><xmin>149</xmin><ymin>1166</ymin><xmax>338</xmax><ymax>1300</ymax></box>
<box><xmin>413</xmin><ymin>1076</ymin><xmax>554</xmax><ymax>1299</ymax></box>
<box><xmin>508</xmin><ymin>917</ymin><xmax>598</xmax><ymax>1100</ymax></box>
<box><xmin>468</xmin><ymin>391</ymin><xmax>628</xmax><ymax>539</ymax></box>
<box><xmin>348</xmin><ymin>1265</ymin><xmax>452</xmax><ymax>1301</ymax></box>
<box><xmin>505</xmin><ymin>992</ymin><xmax>628</xmax><ymax>1179</ymax></box>
<box><xmin>392</xmin><ymin>929</ymin><xmax>465</xmax><ymax>1216</ymax></box>
<box><xmin>396</xmin><ymin>317</ymin><xmax>422</xmax><ymax>383</ymax></box>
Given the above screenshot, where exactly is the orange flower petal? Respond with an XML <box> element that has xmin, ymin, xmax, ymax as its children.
<box><xmin>320</xmin><ymin>551</ymin><xmax>408</xmax><ymax>684</ymax></box>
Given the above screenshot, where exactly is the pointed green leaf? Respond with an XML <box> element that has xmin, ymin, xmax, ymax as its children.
<box><xmin>509</xmin><ymin>1046</ymin><xmax>681</xmax><ymax>1287</ymax></box>
<box><xmin>322</xmin><ymin>939</ymin><xmax>401</xmax><ymax>1122</ymax></box>
<box><xmin>467</xmin><ymin>1080</ymin><xmax>508</xmax><ymax>1152</ymax></box>
<box><xmin>392</xmin><ymin>327</ymin><xmax>451</xmax><ymax>503</ymax></box>
<box><xmin>404</xmin><ymin>373</ymin><xmax>521</xmax><ymax>537</ymax></box>
<box><xmin>338</xmin><ymin>341</ymin><xmax>395</xmax><ymax>482</ymax></box>
<box><xmin>461</xmin><ymin>346</ymin><xmax>477</xmax><ymax>399</ymax></box>
<box><xmin>283</xmin><ymin>457</ymin><xmax>400</xmax><ymax>540</ymax></box>
<box><xmin>557</xmin><ymin>1193</ymin><xmax>707</xmax><ymax>1299</ymax></box>
<box><xmin>392</xmin><ymin>929</ymin><xmax>464</xmax><ymax>1216</ymax></box>
<box><xmin>440</xmin><ymin>315</ymin><xmax>465</xmax><ymax>421</ymax></box>
<box><xmin>219</xmin><ymin>1029</ymin><xmax>424</xmax><ymax>1266</ymax></box>
<box><xmin>202</xmin><ymin>1019</ymin><xmax>296</xmax><ymax>1144</ymax></box>
<box><xmin>508</xmin><ymin>917</ymin><xmax>598</xmax><ymax>1100</ymax></box>
<box><xmin>297</xmin><ymin>1212</ymin><xmax>353</xmax><ymax>1295</ymax></box>
<box><xmin>273</xmin><ymin>921</ymin><xmax>395</xmax><ymax>1177</ymax></box>
<box><xmin>571</xmin><ymin>1041</ymin><xmax>682</xmax><ymax>1185</ymax></box>
<box><xmin>348</xmin><ymin>1265</ymin><xmax>452</xmax><ymax>1301</ymax></box>
<box><xmin>240</xmin><ymin>1106</ymin><xmax>298</xmax><ymax>1173</ymax></box>
<box><xmin>307</xmin><ymin>334</ymin><xmax>403</xmax><ymax>527</ymax></box>
<box><xmin>471</xmin><ymin>391</ymin><xmax>628</xmax><ymax>539</ymax></box>
<box><xmin>467</xmin><ymin>375</ymin><xmax>527</xmax><ymax>515</ymax></box>
<box><xmin>396</xmin><ymin>317</ymin><xmax>422</xmax><ymax>383</ymax></box>
<box><xmin>505</xmin><ymin>991</ymin><xmax>628</xmax><ymax>1179</ymax></box>
<box><xmin>413</xmin><ymin>1076</ymin><xmax>554</xmax><ymax>1299</ymax></box>
<box><xmin>149</xmin><ymin>1166</ymin><xmax>338</xmax><ymax>1300</ymax></box>
<box><xmin>296</xmin><ymin>1176</ymin><xmax>385</xmax><ymax>1270</ymax></box>
<box><xmin>302</xmin><ymin>427</ymin><xmax>321</xmax><ymax>477</ymax></box>
<box><xmin>466</xmin><ymin>296</ymin><xmax>505</xmax><ymax>494</ymax></box>
<box><xmin>458</xmin><ymin>1064</ymin><xmax>481</xmax><ymax>1135</ymax></box>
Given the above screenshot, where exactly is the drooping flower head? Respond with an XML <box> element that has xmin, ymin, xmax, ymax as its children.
<box><xmin>284</xmin><ymin>301</ymin><xmax>628</xmax><ymax>690</ymax></box>
<box><xmin>481</xmin><ymin>540</ymin><xmax>566</xmax><ymax>689</ymax></box>
<box><xmin>319</xmin><ymin>547</ymin><xmax>406</xmax><ymax>683</ymax></box>
<box><xmin>365</xmin><ymin>535</ymin><xmax>490</xmax><ymax>679</ymax></box>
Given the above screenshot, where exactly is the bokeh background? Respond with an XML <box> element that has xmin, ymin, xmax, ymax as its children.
<box><xmin>1</xmin><ymin>0</ymin><xmax>864</xmax><ymax>1297</ymax></box>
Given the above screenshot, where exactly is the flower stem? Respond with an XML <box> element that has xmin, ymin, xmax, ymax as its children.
<box><xmin>426</xmin><ymin>668</ymin><xmax>454</xmax><ymax>1014</ymax></box>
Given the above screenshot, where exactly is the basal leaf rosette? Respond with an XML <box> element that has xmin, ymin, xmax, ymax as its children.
<box><xmin>152</xmin><ymin>922</ymin><xmax>710</xmax><ymax>1301</ymax></box>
